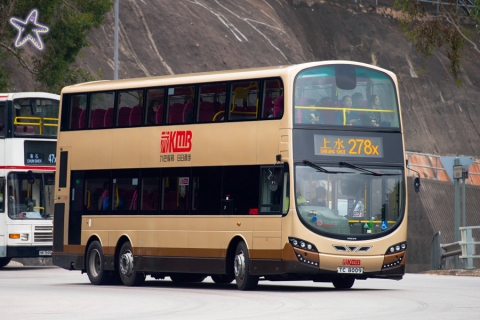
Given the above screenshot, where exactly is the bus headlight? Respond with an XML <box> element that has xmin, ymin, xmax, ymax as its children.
<box><xmin>386</xmin><ymin>242</ymin><xmax>406</xmax><ymax>254</ymax></box>
<box><xmin>289</xmin><ymin>237</ymin><xmax>318</xmax><ymax>252</ymax></box>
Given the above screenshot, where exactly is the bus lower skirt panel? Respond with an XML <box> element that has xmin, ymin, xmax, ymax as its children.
<box><xmin>52</xmin><ymin>253</ymin><xmax>84</xmax><ymax>271</ymax></box>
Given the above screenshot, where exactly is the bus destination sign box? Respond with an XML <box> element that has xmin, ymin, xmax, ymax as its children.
<box><xmin>314</xmin><ymin>135</ymin><xmax>383</xmax><ymax>158</ymax></box>
<box><xmin>24</xmin><ymin>141</ymin><xmax>57</xmax><ymax>165</ymax></box>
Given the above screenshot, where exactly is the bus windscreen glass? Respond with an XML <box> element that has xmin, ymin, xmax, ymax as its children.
<box><xmin>295</xmin><ymin>163</ymin><xmax>404</xmax><ymax>238</ymax></box>
<box><xmin>294</xmin><ymin>65</ymin><xmax>399</xmax><ymax>128</ymax></box>
<box><xmin>7</xmin><ymin>172</ymin><xmax>55</xmax><ymax>220</ymax></box>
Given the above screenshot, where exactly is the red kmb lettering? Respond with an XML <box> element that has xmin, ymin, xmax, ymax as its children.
<box><xmin>160</xmin><ymin>131</ymin><xmax>193</xmax><ymax>153</ymax></box>
<box><xmin>342</xmin><ymin>259</ymin><xmax>361</xmax><ymax>266</ymax></box>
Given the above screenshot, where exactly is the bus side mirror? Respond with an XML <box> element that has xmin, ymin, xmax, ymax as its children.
<box><xmin>414</xmin><ymin>177</ymin><xmax>420</xmax><ymax>193</ymax></box>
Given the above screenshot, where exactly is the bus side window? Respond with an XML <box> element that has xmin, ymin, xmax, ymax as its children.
<box><xmin>262</xmin><ymin>78</ymin><xmax>284</xmax><ymax>119</ymax></box>
<box><xmin>198</xmin><ymin>82</ymin><xmax>227</xmax><ymax>123</ymax></box>
<box><xmin>90</xmin><ymin>92</ymin><xmax>114</xmax><ymax>129</ymax></box>
<box><xmin>191</xmin><ymin>167</ymin><xmax>222</xmax><ymax>215</ymax></box>
<box><xmin>229</xmin><ymin>81</ymin><xmax>259</xmax><ymax>121</ymax></box>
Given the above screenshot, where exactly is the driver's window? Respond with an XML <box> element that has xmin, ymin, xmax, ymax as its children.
<box><xmin>259</xmin><ymin>166</ymin><xmax>283</xmax><ymax>214</ymax></box>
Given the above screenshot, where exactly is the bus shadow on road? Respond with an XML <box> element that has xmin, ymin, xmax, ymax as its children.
<box><xmin>138</xmin><ymin>279</ymin><xmax>389</xmax><ymax>292</ymax></box>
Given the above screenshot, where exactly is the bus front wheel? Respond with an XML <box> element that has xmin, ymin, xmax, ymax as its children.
<box><xmin>233</xmin><ymin>241</ymin><xmax>258</xmax><ymax>290</ymax></box>
<box><xmin>0</xmin><ymin>257</ymin><xmax>11</xmax><ymax>268</ymax></box>
<box><xmin>332</xmin><ymin>277</ymin><xmax>355</xmax><ymax>289</ymax></box>
<box><xmin>118</xmin><ymin>242</ymin><xmax>145</xmax><ymax>286</ymax></box>
<box><xmin>86</xmin><ymin>241</ymin><xmax>110</xmax><ymax>285</ymax></box>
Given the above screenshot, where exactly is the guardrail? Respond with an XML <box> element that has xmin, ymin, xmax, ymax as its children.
<box><xmin>460</xmin><ymin>226</ymin><xmax>480</xmax><ymax>269</ymax></box>
<box><xmin>430</xmin><ymin>227</ymin><xmax>479</xmax><ymax>270</ymax></box>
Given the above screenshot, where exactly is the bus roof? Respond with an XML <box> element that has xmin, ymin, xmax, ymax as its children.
<box><xmin>0</xmin><ymin>92</ymin><xmax>60</xmax><ymax>101</ymax></box>
<box><xmin>60</xmin><ymin>60</ymin><xmax>395</xmax><ymax>94</ymax></box>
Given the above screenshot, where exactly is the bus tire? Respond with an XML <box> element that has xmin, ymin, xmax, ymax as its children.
<box><xmin>211</xmin><ymin>274</ymin><xmax>234</xmax><ymax>284</ymax></box>
<box><xmin>118</xmin><ymin>242</ymin><xmax>145</xmax><ymax>287</ymax></box>
<box><xmin>86</xmin><ymin>241</ymin><xmax>111</xmax><ymax>285</ymax></box>
<box><xmin>0</xmin><ymin>257</ymin><xmax>12</xmax><ymax>268</ymax></box>
<box><xmin>332</xmin><ymin>277</ymin><xmax>355</xmax><ymax>289</ymax></box>
<box><xmin>233</xmin><ymin>241</ymin><xmax>258</xmax><ymax>291</ymax></box>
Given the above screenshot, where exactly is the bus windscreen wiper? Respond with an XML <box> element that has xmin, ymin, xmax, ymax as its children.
<box><xmin>303</xmin><ymin>160</ymin><xmax>343</xmax><ymax>174</ymax></box>
<box><xmin>338</xmin><ymin>161</ymin><xmax>382</xmax><ymax>176</ymax></box>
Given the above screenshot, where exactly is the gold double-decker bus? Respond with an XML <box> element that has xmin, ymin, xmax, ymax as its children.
<box><xmin>53</xmin><ymin>61</ymin><xmax>409</xmax><ymax>290</ymax></box>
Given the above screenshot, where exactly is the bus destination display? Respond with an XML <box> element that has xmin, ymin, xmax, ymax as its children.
<box><xmin>314</xmin><ymin>135</ymin><xmax>383</xmax><ymax>158</ymax></box>
<box><xmin>24</xmin><ymin>141</ymin><xmax>57</xmax><ymax>165</ymax></box>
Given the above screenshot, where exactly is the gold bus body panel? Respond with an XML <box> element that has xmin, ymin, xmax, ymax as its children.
<box><xmin>81</xmin><ymin>215</ymin><xmax>282</xmax><ymax>259</ymax></box>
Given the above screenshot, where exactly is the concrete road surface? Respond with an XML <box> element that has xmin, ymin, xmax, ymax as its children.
<box><xmin>0</xmin><ymin>266</ymin><xmax>479</xmax><ymax>320</ymax></box>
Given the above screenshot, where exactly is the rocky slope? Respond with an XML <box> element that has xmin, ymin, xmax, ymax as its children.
<box><xmin>9</xmin><ymin>0</ymin><xmax>480</xmax><ymax>157</ymax></box>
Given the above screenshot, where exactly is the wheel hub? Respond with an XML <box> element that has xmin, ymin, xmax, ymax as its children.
<box><xmin>120</xmin><ymin>250</ymin><xmax>134</xmax><ymax>277</ymax></box>
<box><xmin>234</xmin><ymin>251</ymin><xmax>245</xmax><ymax>280</ymax></box>
<box><xmin>89</xmin><ymin>249</ymin><xmax>101</xmax><ymax>277</ymax></box>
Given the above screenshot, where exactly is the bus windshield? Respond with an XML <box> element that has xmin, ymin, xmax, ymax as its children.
<box><xmin>294</xmin><ymin>65</ymin><xmax>399</xmax><ymax>128</ymax></box>
<box><xmin>295</xmin><ymin>163</ymin><xmax>404</xmax><ymax>238</ymax></box>
<box><xmin>13</xmin><ymin>98</ymin><xmax>59</xmax><ymax>136</ymax></box>
<box><xmin>7</xmin><ymin>172</ymin><xmax>55</xmax><ymax>220</ymax></box>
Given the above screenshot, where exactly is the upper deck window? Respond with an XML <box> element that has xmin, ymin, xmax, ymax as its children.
<box><xmin>13</xmin><ymin>98</ymin><xmax>59</xmax><ymax>137</ymax></box>
<box><xmin>294</xmin><ymin>65</ymin><xmax>399</xmax><ymax>128</ymax></box>
<box><xmin>89</xmin><ymin>92</ymin><xmax>115</xmax><ymax>129</ymax></box>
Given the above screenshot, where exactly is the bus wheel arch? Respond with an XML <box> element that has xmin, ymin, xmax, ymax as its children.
<box><xmin>210</xmin><ymin>237</ymin><xmax>240</xmax><ymax>284</ymax></box>
<box><xmin>117</xmin><ymin>240</ymin><xmax>145</xmax><ymax>286</ymax></box>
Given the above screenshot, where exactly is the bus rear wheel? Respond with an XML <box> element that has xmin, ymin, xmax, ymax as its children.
<box><xmin>233</xmin><ymin>241</ymin><xmax>258</xmax><ymax>290</ymax></box>
<box><xmin>118</xmin><ymin>242</ymin><xmax>145</xmax><ymax>286</ymax></box>
<box><xmin>0</xmin><ymin>257</ymin><xmax>12</xmax><ymax>268</ymax></box>
<box><xmin>86</xmin><ymin>241</ymin><xmax>111</xmax><ymax>285</ymax></box>
<box><xmin>211</xmin><ymin>274</ymin><xmax>234</xmax><ymax>284</ymax></box>
<box><xmin>332</xmin><ymin>277</ymin><xmax>355</xmax><ymax>289</ymax></box>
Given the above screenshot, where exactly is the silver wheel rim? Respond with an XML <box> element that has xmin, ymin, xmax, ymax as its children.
<box><xmin>89</xmin><ymin>249</ymin><xmax>101</xmax><ymax>278</ymax></box>
<box><xmin>234</xmin><ymin>250</ymin><xmax>245</xmax><ymax>280</ymax></box>
<box><xmin>120</xmin><ymin>249</ymin><xmax>134</xmax><ymax>277</ymax></box>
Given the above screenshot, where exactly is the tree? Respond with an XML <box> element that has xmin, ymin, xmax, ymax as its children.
<box><xmin>394</xmin><ymin>0</ymin><xmax>480</xmax><ymax>86</ymax></box>
<box><xmin>0</xmin><ymin>0</ymin><xmax>113</xmax><ymax>93</ymax></box>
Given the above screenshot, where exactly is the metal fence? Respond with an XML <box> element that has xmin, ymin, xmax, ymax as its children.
<box><xmin>430</xmin><ymin>227</ymin><xmax>480</xmax><ymax>270</ymax></box>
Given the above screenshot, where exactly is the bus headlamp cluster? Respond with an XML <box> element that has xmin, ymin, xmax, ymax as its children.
<box><xmin>385</xmin><ymin>242</ymin><xmax>406</xmax><ymax>254</ymax></box>
<box><xmin>289</xmin><ymin>237</ymin><xmax>318</xmax><ymax>252</ymax></box>
<box><xmin>9</xmin><ymin>233</ymin><xmax>29</xmax><ymax>241</ymax></box>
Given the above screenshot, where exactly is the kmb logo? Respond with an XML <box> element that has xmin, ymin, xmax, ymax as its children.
<box><xmin>160</xmin><ymin>131</ymin><xmax>192</xmax><ymax>153</ymax></box>
<box><xmin>342</xmin><ymin>259</ymin><xmax>361</xmax><ymax>266</ymax></box>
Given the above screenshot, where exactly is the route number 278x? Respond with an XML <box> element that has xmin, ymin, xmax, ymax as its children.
<box><xmin>347</xmin><ymin>139</ymin><xmax>379</xmax><ymax>155</ymax></box>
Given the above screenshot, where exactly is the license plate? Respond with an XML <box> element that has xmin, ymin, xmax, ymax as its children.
<box><xmin>337</xmin><ymin>267</ymin><xmax>363</xmax><ymax>274</ymax></box>
<box><xmin>39</xmin><ymin>250</ymin><xmax>52</xmax><ymax>256</ymax></box>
